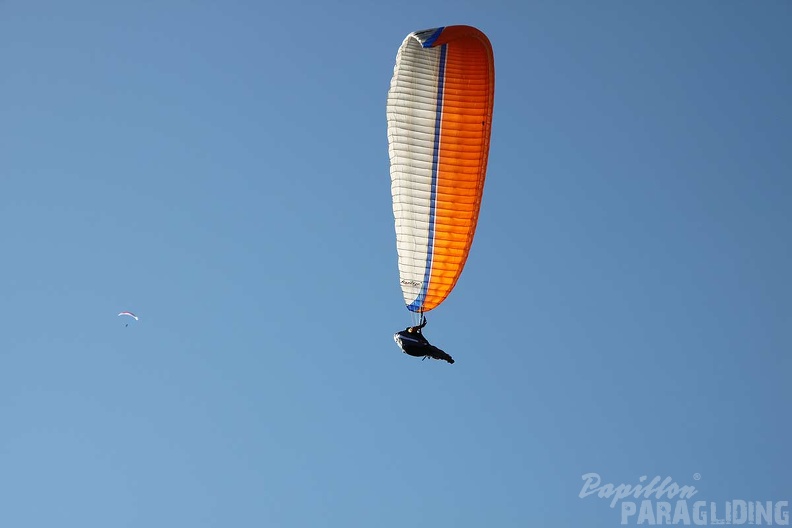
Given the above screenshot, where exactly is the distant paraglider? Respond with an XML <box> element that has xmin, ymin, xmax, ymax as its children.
<box><xmin>387</xmin><ymin>25</ymin><xmax>495</xmax><ymax>364</ymax></box>
<box><xmin>118</xmin><ymin>311</ymin><xmax>139</xmax><ymax>327</ymax></box>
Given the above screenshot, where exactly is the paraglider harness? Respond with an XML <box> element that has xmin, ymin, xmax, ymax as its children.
<box><xmin>394</xmin><ymin>315</ymin><xmax>455</xmax><ymax>364</ymax></box>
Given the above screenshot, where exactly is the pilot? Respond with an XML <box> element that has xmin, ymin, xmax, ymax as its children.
<box><xmin>393</xmin><ymin>315</ymin><xmax>454</xmax><ymax>364</ymax></box>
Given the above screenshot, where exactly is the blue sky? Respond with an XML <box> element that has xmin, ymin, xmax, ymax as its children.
<box><xmin>2</xmin><ymin>1</ymin><xmax>790</xmax><ymax>526</ymax></box>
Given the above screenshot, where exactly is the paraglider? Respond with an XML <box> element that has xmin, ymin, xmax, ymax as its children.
<box><xmin>118</xmin><ymin>311</ymin><xmax>138</xmax><ymax>327</ymax></box>
<box><xmin>393</xmin><ymin>315</ymin><xmax>455</xmax><ymax>364</ymax></box>
<box><xmin>387</xmin><ymin>25</ymin><xmax>494</xmax><ymax>364</ymax></box>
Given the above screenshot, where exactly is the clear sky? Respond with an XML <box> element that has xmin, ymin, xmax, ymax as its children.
<box><xmin>2</xmin><ymin>1</ymin><xmax>790</xmax><ymax>526</ymax></box>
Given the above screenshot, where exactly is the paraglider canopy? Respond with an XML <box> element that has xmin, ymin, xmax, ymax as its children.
<box><xmin>387</xmin><ymin>25</ymin><xmax>494</xmax><ymax>318</ymax></box>
<box><xmin>118</xmin><ymin>311</ymin><xmax>139</xmax><ymax>321</ymax></box>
